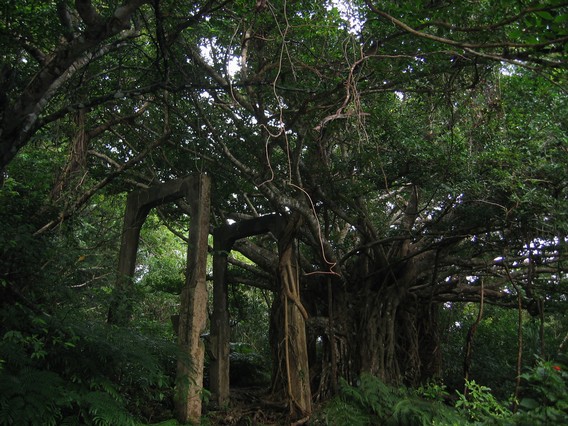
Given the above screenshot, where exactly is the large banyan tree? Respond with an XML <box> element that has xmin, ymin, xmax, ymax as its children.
<box><xmin>1</xmin><ymin>0</ymin><xmax>567</xmax><ymax>408</ymax></box>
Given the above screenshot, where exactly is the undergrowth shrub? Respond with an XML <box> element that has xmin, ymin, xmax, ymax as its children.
<box><xmin>318</xmin><ymin>363</ymin><xmax>568</xmax><ymax>426</ymax></box>
<box><xmin>513</xmin><ymin>357</ymin><xmax>568</xmax><ymax>425</ymax></box>
<box><xmin>455</xmin><ymin>379</ymin><xmax>511</xmax><ymax>422</ymax></box>
<box><xmin>415</xmin><ymin>380</ymin><xmax>450</xmax><ymax>402</ymax></box>
<box><xmin>0</xmin><ymin>305</ymin><xmax>177</xmax><ymax>425</ymax></box>
<box><xmin>321</xmin><ymin>373</ymin><xmax>466</xmax><ymax>425</ymax></box>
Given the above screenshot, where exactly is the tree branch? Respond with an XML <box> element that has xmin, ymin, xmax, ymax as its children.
<box><xmin>0</xmin><ymin>0</ymin><xmax>150</xmax><ymax>172</ymax></box>
<box><xmin>364</xmin><ymin>0</ymin><xmax>568</xmax><ymax>68</ymax></box>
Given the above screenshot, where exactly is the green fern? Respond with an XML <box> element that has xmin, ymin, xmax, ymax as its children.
<box><xmin>322</xmin><ymin>374</ymin><xmax>469</xmax><ymax>426</ymax></box>
<box><xmin>323</xmin><ymin>398</ymin><xmax>372</xmax><ymax>426</ymax></box>
<box><xmin>323</xmin><ymin>374</ymin><xmax>398</xmax><ymax>425</ymax></box>
<box><xmin>82</xmin><ymin>391</ymin><xmax>136</xmax><ymax>426</ymax></box>
<box><xmin>1</xmin><ymin>307</ymin><xmax>177</xmax><ymax>425</ymax></box>
<box><xmin>389</xmin><ymin>398</ymin><xmax>465</xmax><ymax>426</ymax></box>
<box><xmin>0</xmin><ymin>368</ymin><xmax>64</xmax><ymax>426</ymax></box>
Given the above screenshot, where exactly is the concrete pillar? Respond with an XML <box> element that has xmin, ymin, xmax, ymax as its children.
<box><xmin>109</xmin><ymin>177</ymin><xmax>204</xmax><ymax>325</ymax></box>
<box><xmin>210</xmin><ymin>232</ymin><xmax>230</xmax><ymax>407</ymax></box>
<box><xmin>175</xmin><ymin>174</ymin><xmax>211</xmax><ymax>423</ymax></box>
<box><xmin>108</xmin><ymin>194</ymin><xmax>150</xmax><ymax>325</ymax></box>
<box><xmin>209</xmin><ymin>214</ymin><xmax>284</xmax><ymax>407</ymax></box>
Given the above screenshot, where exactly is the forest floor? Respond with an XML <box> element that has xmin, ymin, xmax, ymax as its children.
<box><xmin>206</xmin><ymin>387</ymin><xmax>305</xmax><ymax>425</ymax></box>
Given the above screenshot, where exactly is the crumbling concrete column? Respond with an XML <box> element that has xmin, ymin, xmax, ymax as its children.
<box><xmin>107</xmin><ymin>195</ymin><xmax>150</xmax><ymax>325</ymax></box>
<box><xmin>210</xmin><ymin>231</ymin><xmax>230</xmax><ymax>407</ymax></box>
<box><xmin>108</xmin><ymin>175</ymin><xmax>212</xmax><ymax>423</ymax></box>
<box><xmin>175</xmin><ymin>174</ymin><xmax>211</xmax><ymax>424</ymax></box>
<box><xmin>109</xmin><ymin>177</ymin><xmax>201</xmax><ymax>325</ymax></box>
<box><xmin>210</xmin><ymin>214</ymin><xmax>284</xmax><ymax>407</ymax></box>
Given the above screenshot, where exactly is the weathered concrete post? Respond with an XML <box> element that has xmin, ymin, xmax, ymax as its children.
<box><xmin>109</xmin><ymin>175</ymin><xmax>212</xmax><ymax>422</ymax></box>
<box><xmin>210</xmin><ymin>230</ymin><xmax>231</xmax><ymax>407</ymax></box>
<box><xmin>210</xmin><ymin>213</ymin><xmax>311</xmax><ymax>419</ymax></box>
<box><xmin>210</xmin><ymin>214</ymin><xmax>285</xmax><ymax>407</ymax></box>
<box><xmin>108</xmin><ymin>192</ymin><xmax>150</xmax><ymax>325</ymax></box>
<box><xmin>108</xmin><ymin>177</ymin><xmax>203</xmax><ymax>325</ymax></box>
<box><xmin>175</xmin><ymin>174</ymin><xmax>211</xmax><ymax>424</ymax></box>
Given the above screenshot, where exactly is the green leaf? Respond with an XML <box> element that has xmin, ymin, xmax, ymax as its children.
<box><xmin>535</xmin><ymin>11</ymin><xmax>554</xmax><ymax>20</ymax></box>
<box><xmin>519</xmin><ymin>397</ymin><xmax>540</xmax><ymax>410</ymax></box>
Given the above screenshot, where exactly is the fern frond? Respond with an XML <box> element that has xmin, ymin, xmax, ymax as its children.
<box><xmin>0</xmin><ymin>368</ymin><xmax>63</xmax><ymax>426</ymax></box>
<box><xmin>82</xmin><ymin>391</ymin><xmax>136</xmax><ymax>426</ymax></box>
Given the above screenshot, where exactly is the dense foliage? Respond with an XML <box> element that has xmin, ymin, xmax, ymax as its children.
<box><xmin>1</xmin><ymin>0</ymin><xmax>567</xmax><ymax>424</ymax></box>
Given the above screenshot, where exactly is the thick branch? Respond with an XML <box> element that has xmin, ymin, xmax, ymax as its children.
<box><xmin>0</xmin><ymin>0</ymin><xmax>149</xmax><ymax>172</ymax></box>
<box><xmin>34</xmin><ymin>128</ymin><xmax>168</xmax><ymax>235</ymax></box>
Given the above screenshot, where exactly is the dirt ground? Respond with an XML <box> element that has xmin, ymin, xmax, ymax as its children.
<box><xmin>206</xmin><ymin>387</ymin><xmax>313</xmax><ymax>425</ymax></box>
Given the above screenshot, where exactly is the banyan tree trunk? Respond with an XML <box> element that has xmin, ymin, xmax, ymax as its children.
<box><xmin>345</xmin><ymin>285</ymin><xmax>441</xmax><ymax>386</ymax></box>
<box><xmin>269</xmin><ymin>213</ymin><xmax>312</xmax><ymax>421</ymax></box>
<box><xmin>351</xmin><ymin>286</ymin><xmax>405</xmax><ymax>383</ymax></box>
<box><xmin>306</xmin><ymin>276</ymin><xmax>350</xmax><ymax>402</ymax></box>
<box><xmin>320</xmin><ymin>254</ymin><xmax>442</xmax><ymax>388</ymax></box>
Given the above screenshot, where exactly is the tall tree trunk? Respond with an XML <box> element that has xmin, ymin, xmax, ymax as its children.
<box><xmin>270</xmin><ymin>213</ymin><xmax>312</xmax><ymax>421</ymax></box>
<box><xmin>344</xmin><ymin>287</ymin><xmax>441</xmax><ymax>385</ymax></box>
<box><xmin>321</xmin><ymin>251</ymin><xmax>441</xmax><ymax>387</ymax></box>
<box><xmin>417</xmin><ymin>303</ymin><xmax>442</xmax><ymax>382</ymax></box>
<box><xmin>350</xmin><ymin>285</ymin><xmax>404</xmax><ymax>383</ymax></box>
<box><xmin>307</xmin><ymin>276</ymin><xmax>351</xmax><ymax>401</ymax></box>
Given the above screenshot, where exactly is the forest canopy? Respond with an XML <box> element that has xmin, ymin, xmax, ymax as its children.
<box><xmin>1</xmin><ymin>0</ymin><xmax>567</xmax><ymax>424</ymax></box>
